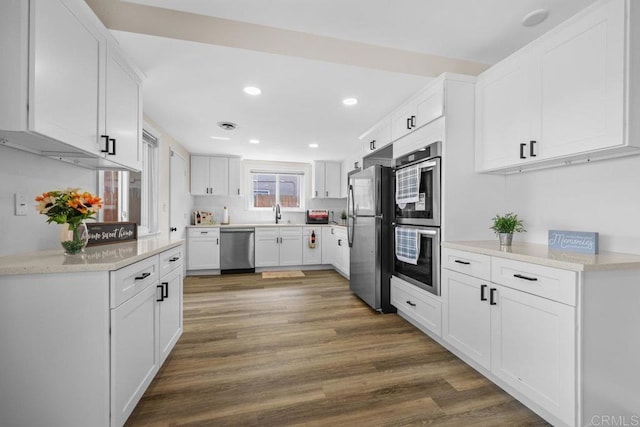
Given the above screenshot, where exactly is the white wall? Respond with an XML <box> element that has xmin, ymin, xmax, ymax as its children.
<box><xmin>504</xmin><ymin>155</ymin><xmax>640</xmax><ymax>254</ymax></box>
<box><xmin>0</xmin><ymin>146</ymin><xmax>97</xmax><ymax>256</ymax></box>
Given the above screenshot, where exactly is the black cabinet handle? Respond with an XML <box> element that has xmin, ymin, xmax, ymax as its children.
<box><xmin>216</xmin><ymin>238</ymin><xmax>219</xmax><ymax>245</ymax></box>
<box><xmin>338</xmin><ymin>239</ymin><xmax>342</xmax><ymax>246</ymax></box>
<box><xmin>530</xmin><ymin>140</ymin><xmax>537</xmax><ymax>157</ymax></box>
<box><xmin>406</xmin><ymin>117</ymin><xmax>412</xmax><ymax>130</ymax></box>
<box><xmin>490</xmin><ymin>288</ymin><xmax>497</xmax><ymax>305</ymax></box>
<box><xmin>480</xmin><ymin>284</ymin><xmax>488</xmax><ymax>301</ymax></box>
<box><xmin>156</xmin><ymin>284</ymin><xmax>164</xmax><ymax>302</ymax></box>
<box><xmin>108</xmin><ymin>138</ymin><xmax>116</xmax><ymax>156</ymax></box>
<box><xmin>520</xmin><ymin>143</ymin><xmax>527</xmax><ymax>159</ymax></box>
<box><xmin>135</xmin><ymin>272</ymin><xmax>151</xmax><ymax>280</ymax></box>
<box><xmin>237</xmin><ymin>188</ymin><xmax>240</xmax><ymax>195</ymax></box>
<box><xmin>100</xmin><ymin>135</ymin><xmax>109</xmax><ymax>153</ymax></box>
<box><xmin>170</xmin><ymin>227</ymin><xmax>177</xmax><ymax>232</ymax></box>
<box><xmin>162</xmin><ymin>281</ymin><xmax>169</xmax><ymax>299</ymax></box>
<box><xmin>406</xmin><ymin>300</ymin><xmax>416</xmax><ymax>307</ymax></box>
<box><xmin>410</xmin><ymin>115</ymin><xmax>416</xmax><ymax>128</ymax></box>
<box><xmin>454</xmin><ymin>260</ymin><xmax>470</xmax><ymax>265</ymax></box>
<box><xmin>514</xmin><ymin>273</ymin><xmax>538</xmax><ymax>281</ymax></box>
<box><xmin>200</xmin><ymin>231</ymin><xmax>208</xmax><ymax>234</ymax></box>
<box><xmin>169</xmin><ymin>257</ymin><xmax>180</xmax><ymax>262</ymax></box>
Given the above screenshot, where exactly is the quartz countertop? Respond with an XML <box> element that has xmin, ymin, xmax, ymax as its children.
<box><xmin>442</xmin><ymin>240</ymin><xmax>640</xmax><ymax>272</ymax></box>
<box><xmin>187</xmin><ymin>223</ymin><xmax>346</xmax><ymax>228</ymax></box>
<box><xmin>0</xmin><ymin>238</ymin><xmax>184</xmax><ymax>276</ymax></box>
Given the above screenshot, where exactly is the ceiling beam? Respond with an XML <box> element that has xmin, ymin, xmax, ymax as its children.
<box><xmin>85</xmin><ymin>0</ymin><xmax>488</xmax><ymax>77</ymax></box>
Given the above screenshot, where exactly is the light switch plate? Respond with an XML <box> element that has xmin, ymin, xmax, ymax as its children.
<box><xmin>15</xmin><ymin>193</ymin><xmax>27</xmax><ymax>216</ymax></box>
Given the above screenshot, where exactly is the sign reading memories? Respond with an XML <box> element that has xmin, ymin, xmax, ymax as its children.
<box><xmin>86</xmin><ymin>222</ymin><xmax>137</xmax><ymax>247</ymax></box>
<box><xmin>548</xmin><ymin>230</ymin><xmax>599</xmax><ymax>254</ymax></box>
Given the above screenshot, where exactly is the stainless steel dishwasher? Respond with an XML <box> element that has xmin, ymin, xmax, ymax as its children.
<box><xmin>220</xmin><ymin>227</ymin><xmax>255</xmax><ymax>273</ymax></box>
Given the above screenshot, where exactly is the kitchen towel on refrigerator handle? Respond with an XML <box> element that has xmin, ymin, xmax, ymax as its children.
<box><xmin>396</xmin><ymin>166</ymin><xmax>420</xmax><ymax>204</ymax></box>
<box><xmin>395</xmin><ymin>227</ymin><xmax>420</xmax><ymax>265</ymax></box>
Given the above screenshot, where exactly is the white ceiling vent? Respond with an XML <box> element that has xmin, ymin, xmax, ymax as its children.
<box><xmin>217</xmin><ymin>121</ymin><xmax>238</xmax><ymax>131</ymax></box>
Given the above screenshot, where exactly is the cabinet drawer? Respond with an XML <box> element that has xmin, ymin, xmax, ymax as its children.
<box><xmin>159</xmin><ymin>245</ymin><xmax>183</xmax><ymax>278</ymax></box>
<box><xmin>111</xmin><ymin>256</ymin><xmax>160</xmax><ymax>308</ymax></box>
<box><xmin>391</xmin><ymin>276</ymin><xmax>442</xmax><ymax>337</ymax></box>
<box><xmin>442</xmin><ymin>248</ymin><xmax>491</xmax><ymax>281</ymax></box>
<box><xmin>187</xmin><ymin>228</ymin><xmax>220</xmax><ymax>239</ymax></box>
<box><xmin>280</xmin><ymin>227</ymin><xmax>302</xmax><ymax>238</ymax></box>
<box><xmin>491</xmin><ymin>257</ymin><xmax>577</xmax><ymax>306</ymax></box>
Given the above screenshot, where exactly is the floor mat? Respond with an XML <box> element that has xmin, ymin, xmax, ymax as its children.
<box><xmin>261</xmin><ymin>271</ymin><xmax>306</xmax><ymax>279</ymax></box>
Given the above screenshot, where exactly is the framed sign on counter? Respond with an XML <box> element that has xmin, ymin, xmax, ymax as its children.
<box><xmin>86</xmin><ymin>222</ymin><xmax>137</xmax><ymax>247</ymax></box>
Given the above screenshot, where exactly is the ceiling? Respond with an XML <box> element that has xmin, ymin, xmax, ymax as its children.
<box><xmin>98</xmin><ymin>0</ymin><xmax>598</xmax><ymax>163</ymax></box>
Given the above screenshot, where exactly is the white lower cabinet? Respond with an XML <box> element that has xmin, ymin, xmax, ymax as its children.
<box><xmin>391</xmin><ymin>276</ymin><xmax>442</xmax><ymax>337</ymax></box>
<box><xmin>187</xmin><ymin>227</ymin><xmax>220</xmax><ymax>270</ymax></box>
<box><xmin>158</xmin><ymin>255</ymin><xmax>183</xmax><ymax>364</ymax></box>
<box><xmin>255</xmin><ymin>227</ymin><xmax>302</xmax><ymax>267</ymax></box>
<box><xmin>320</xmin><ymin>226</ymin><xmax>349</xmax><ymax>277</ymax></box>
<box><xmin>302</xmin><ymin>227</ymin><xmax>323</xmax><ymax>265</ymax></box>
<box><xmin>441</xmin><ymin>247</ymin><xmax>576</xmax><ymax>427</ymax></box>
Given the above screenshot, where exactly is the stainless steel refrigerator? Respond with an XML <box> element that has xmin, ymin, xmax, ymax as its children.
<box><xmin>347</xmin><ymin>165</ymin><xmax>395</xmax><ymax>313</ymax></box>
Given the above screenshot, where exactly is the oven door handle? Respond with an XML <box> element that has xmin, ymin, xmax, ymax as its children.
<box><xmin>417</xmin><ymin>230</ymin><xmax>437</xmax><ymax>236</ymax></box>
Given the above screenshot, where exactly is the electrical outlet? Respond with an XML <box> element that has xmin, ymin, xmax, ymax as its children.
<box><xmin>15</xmin><ymin>193</ymin><xmax>27</xmax><ymax>216</ymax></box>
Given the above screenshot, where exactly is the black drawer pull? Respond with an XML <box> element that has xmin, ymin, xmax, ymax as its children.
<box><xmin>156</xmin><ymin>284</ymin><xmax>164</xmax><ymax>302</ymax></box>
<box><xmin>169</xmin><ymin>257</ymin><xmax>180</xmax><ymax>262</ymax></box>
<box><xmin>410</xmin><ymin>115</ymin><xmax>416</xmax><ymax>128</ymax></box>
<box><xmin>519</xmin><ymin>142</ymin><xmax>527</xmax><ymax>159</ymax></box>
<box><xmin>480</xmin><ymin>284</ymin><xmax>488</xmax><ymax>301</ymax></box>
<box><xmin>490</xmin><ymin>288</ymin><xmax>497</xmax><ymax>305</ymax></box>
<box><xmin>406</xmin><ymin>300</ymin><xmax>416</xmax><ymax>307</ymax></box>
<box><xmin>454</xmin><ymin>260</ymin><xmax>470</xmax><ymax>265</ymax></box>
<box><xmin>135</xmin><ymin>272</ymin><xmax>151</xmax><ymax>280</ymax></box>
<box><xmin>514</xmin><ymin>273</ymin><xmax>538</xmax><ymax>281</ymax></box>
<box><xmin>100</xmin><ymin>135</ymin><xmax>109</xmax><ymax>153</ymax></box>
<box><xmin>162</xmin><ymin>282</ymin><xmax>169</xmax><ymax>299</ymax></box>
<box><xmin>530</xmin><ymin>140</ymin><xmax>537</xmax><ymax>157</ymax></box>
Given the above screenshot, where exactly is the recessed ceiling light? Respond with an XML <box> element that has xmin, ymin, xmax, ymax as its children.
<box><xmin>210</xmin><ymin>136</ymin><xmax>231</xmax><ymax>141</ymax></box>
<box><xmin>243</xmin><ymin>86</ymin><xmax>262</xmax><ymax>96</ymax></box>
<box><xmin>309</xmin><ymin>143</ymin><xmax>319</xmax><ymax>148</ymax></box>
<box><xmin>522</xmin><ymin>9</ymin><xmax>549</xmax><ymax>27</ymax></box>
<box><xmin>342</xmin><ymin>97</ymin><xmax>358</xmax><ymax>106</ymax></box>
<box><xmin>249</xmin><ymin>139</ymin><xmax>260</xmax><ymax>144</ymax></box>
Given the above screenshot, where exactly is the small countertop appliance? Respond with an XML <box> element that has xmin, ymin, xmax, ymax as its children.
<box><xmin>306</xmin><ymin>209</ymin><xmax>329</xmax><ymax>224</ymax></box>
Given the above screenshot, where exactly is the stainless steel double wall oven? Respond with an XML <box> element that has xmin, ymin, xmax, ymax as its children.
<box><xmin>393</xmin><ymin>142</ymin><xmax>441</xmax><ymax>296</ymax></box>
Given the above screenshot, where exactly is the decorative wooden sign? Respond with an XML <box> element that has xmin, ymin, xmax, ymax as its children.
<box><xmin>86</xmin><ymin>222</ymin><xmax>137</xmax><ymax>247</ymax></box>
<box><xmin>548</xmin><ymin>230</ymin><xmax>599</xmax><ymax>254</ymax></box>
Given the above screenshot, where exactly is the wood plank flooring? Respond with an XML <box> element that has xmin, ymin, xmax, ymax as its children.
<box><xmin>125</xmin><ymin>270</ymin><xmax>549</xmax><ymax>426</ymax></box>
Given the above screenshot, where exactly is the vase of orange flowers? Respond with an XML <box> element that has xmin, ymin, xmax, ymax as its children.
<box><xmin>35</xmin><ymin>189</ymin><xmax>103</xmax><ymax>255</ymax></box>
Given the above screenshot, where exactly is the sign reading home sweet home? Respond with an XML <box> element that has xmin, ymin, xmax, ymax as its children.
<box><xmin>86</xmin><ymin>222</ymin><xmax>137</xmax><ymax>247</ymax></box>
<box><xmin>548</xmin><ymin>230</ymin><xmax>599</xmax><ymax>254</ymax></box>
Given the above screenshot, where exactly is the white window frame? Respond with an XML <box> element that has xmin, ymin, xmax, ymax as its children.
<box><xmin>244</xmin><ymin>160</ymin><xmax>311</xmax><ymax>212</ymax></box>
<box><xmin>139</xmin><ymin>128</ymin><xmax>159</xmax><ymax>235</ymax></box>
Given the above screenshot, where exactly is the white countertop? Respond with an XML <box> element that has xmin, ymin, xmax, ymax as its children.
<box><xmin>187</xmin><ymin>223</ymin><xmax>346</xmax><ymax>228</ymax></box>
<box><xmin>442</xmin><ymin>240</ymin><xmax>640</xmax><ymax>272</ymax></box>
<box><xmin>0</xmin><ymin>239</ymin><xmax>184</xmax><ymax>276</ymax></box>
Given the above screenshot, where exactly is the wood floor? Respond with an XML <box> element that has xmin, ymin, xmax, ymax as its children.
<box><xmin>126</xmin><ymin>270</ymin><xmax>549</xmax><ymax>426</ymax></box>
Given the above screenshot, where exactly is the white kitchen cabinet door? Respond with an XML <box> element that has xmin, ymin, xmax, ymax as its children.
<box><xmin>391</xmin><ymin>102</ymin><xmax>416</xmax><ymax>141</ymax></box>
<box><xmin>190</xmin><ymin>156</ymin><xmax>211</xmax><ymax>196</ymax></box>
<box><xmin>303</xmin><ymin>227</ymin><xmax>322</xmax><ymax>265</ymax></box>
<box><xmin>111</xmin><ymin>283</ymin><xmax>159</xmax><ymax>427</ymax></box>
<box><xmin>491</xmin><ymin>283</ymin><xmax>575</xmax><ymax>426</ymax></box>
<box><xmin>321</xmin><ymin>227</ymin><xmax>336</xmax><ymax>265</ymax></box>
<box><xmin>361</xmin><ymin>119</ymin><xmax>392</xmax><ymax>155</ymax></box>
<box><xmin>324</xmin><ymin>162</ymin><xmax>342</xmax><ymax>198</ymax></box>
<box><xmin>441</xmin><ymin>269</ymin><xmax>492</xmax><ymax>370</ymax></box>
<box><xmin>391</xmin><ymin>276</ymin><xmax>442</xmax><ymax>337</ymax></box>
<box><xmin>255</xmin><ymin>228</ymin><xmax>279</xmax><ymax>267</ymax></box>
<box><xmin>279</xmin><ymin>227</ymin><xmax>303</xmax><ymax>266</ymax></box>
<box><xmin>312</xmin><ymin>161</ymin><xmax>326</xmax><ymax>198</ymax></box>
<box><xmin>228</xmin><ymin>157</ymin><xmax>242</xmax><ymax>196</ymax></box>
<box><xmin>334</xmin><ymin>229</ymin><xmax>349</xmax><ymax>275</ymax></box>
<box><xmin>475</xmin><ymin>52</ymin><xmax>541</xmax><ymax>172</ymax></box>
<box><xmin>187</xmin><ymin>229</ymin><xmax>220</xmax><ymax>270</ymax></box>
<box><xmin>209</xmin><ymin>156</ymin><xmax>229</xmax><ymax>196</ymax></box>
<box><xmin>104</xmin><ymin>47</ymin><xmax>142</xmax><ymax>171</ymax></box>
<box><xmin>30</xmin><ymin>0</ymin><xmax>102</xmax><ymax>155</ymax></box>
<box><xmin>158</xmin><ymin>268</ymin><xmax>182</xmax><ymax>364</ymax></box>
<box><xmin>538</xmin><ymin>0</ymin><xmax>625</xmax><ymax>160</ymax></box>
<box><xmin>414</xmin><ymin>79</ymin><xmax>445</xmax><ymax>128</ymax></box>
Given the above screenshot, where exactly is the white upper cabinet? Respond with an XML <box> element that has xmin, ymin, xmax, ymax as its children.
<box><xmin>312</xmin><ymin>161</ymin><xmax>342</xmax><ymax>198</ymax></box>
<box><xmin>476</xmin><ymin>0</ymin><xmax>638</xmax><ymax>173</ymax></box>
<box><xmin>0</xmin><ymin>0</ymin><xmax>143</xmax><ymax>171</ymax></box>
<box><xmin>104</xmin><ymin>47</ymin><xmax>143</xmax><ymax>171</ymax></box>
<box><xmin>361</xmin><ymin>119</ymin><xmax>392</xmax><ymax>156</ymax></box>
<box><xmin>391</xmin><ymin>80</ymin><xmax>445</xmax><ymax>141</ymax></box>
<box><xmin>190</xmin><ymin>155</ymin><xmax>241</xmax><ymax>196</ymax></box>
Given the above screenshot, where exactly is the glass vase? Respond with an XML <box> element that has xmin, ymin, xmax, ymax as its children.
<box><xmin>60</xmin><ymin>221</ymin><xmax>89</xmax><ymax>255</ymax></box>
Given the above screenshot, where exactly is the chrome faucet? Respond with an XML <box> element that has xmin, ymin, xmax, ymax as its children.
<box><xmin>275</xmin><ymin>203</ymin><xmax>282</xmax><ymax>224</ymax></box>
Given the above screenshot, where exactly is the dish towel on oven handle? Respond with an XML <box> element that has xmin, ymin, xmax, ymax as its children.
<box><xmin>395</xmin><ymin>165</ymin><xmax>420</xmax><ymax>204</ymax></box>
<box><xmin>395</xmin><ymin>227</ymin><xmax>420</xmax><ymax>265</ymax></box>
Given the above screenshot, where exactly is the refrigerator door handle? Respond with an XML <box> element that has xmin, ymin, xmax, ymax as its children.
<box><xmin>347</xmin><ymin>184</ymin><xmax>356</xmax><ymax>247</ymax></box>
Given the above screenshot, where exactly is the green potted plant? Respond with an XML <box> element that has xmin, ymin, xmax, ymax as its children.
<box><xmin>341</xmin><ymin>210</ymin><xmax>347</xmax><ymax>226</ymax></box>
<box><xmin>490</xmin><ymin>212</ymin><xmax>526</xmax><ymax>246</ymax></box>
